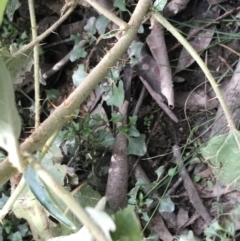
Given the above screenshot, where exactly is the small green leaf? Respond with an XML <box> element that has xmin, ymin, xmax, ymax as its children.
<box><xmin>0</xmin><ymin>0</ymin><xmax>8</xmax><ymax>25</ymax></box>
<box><xmin>114</xmin><ymin>0</ymin><xmax>127</xmax><ymax>11</ymax></box>
<box><xmin>84</xmin><ymin>17</ymin><xmax>97</xmax><ymax>35</ymax></box>
<box><xmin>234</xmin><ymin>202</ymin><xmax>240</xmax><ymax>220</ymax></box>
<box><xmin>201</xmin><ymin>131</ymin><xmax>240</xmax><ymax>190</ymax></box>
<box><xmin>126</xmin><ymin>134</ymin><xmax>146</xmax><ymax>156</ymax></box>
<box><xmin>178</xmin><ymin>230</ymin><xmax>198</xmax><ymax>241</ymax></box>
<box><xmin>106</xmin><ymin>80</ymin><xmax>124</xmax><ymax>107</ymax></box>
<box><xmin>70</xmin><ymin>45</ymin><xmax>87</xmax><ymax>62</ymax></box>
<box><xmin>96</xmin><ymin>130</ymin><xmax>115</xmax><ymax>147</ymax></box>
<box><xmin>204</xmin><ymin>221</ymin><xmax>224</xmax><ymax>237</ymax></box>
<box><xmin>24</xmin><ymin>166</ymin><xmax>76</xmax><ymax>230</ymax></box>
<box><xmin>0</xmin><ymin>57</ymin><xmax>23</xmax><ymax>171</ymax></box>
<box><xmin>128</xmin><ymin>125</ymin><xmax>140</xmax><ymax>137</ymax></box>
<box><xmin>111</xmin><ymin>207</ymin><xmax>144</xmax><ymax>241</ymax></box>
<box><xmin>6</xmin><ymin>0</ymin><xmax>21</xmax><ymax>22</ymax></box>
<box><xmin>70</xmin><ymin>33</ymin><xmax>82</xmax><ymax>44</ymax></box>
<box><xmin>168</xmin><ymin>167</ymin><xmax>177</xmax><ymax>177</ymax></box>
<box><xmin>128</xmin><ymin>42</ymin><xmax>143</xmax><ymax>67</ymax></box>
<box><xmin>110</xmin><ymin>112</ymin><xmax>124</xmax><ymax>123</ymax></box>
<box><xmin>0</xmin><ymin>193</ymin><xmax>9</xmax><ymax>208</ymax></box>
<box><xmin>45</xmin><ymin>89</ymin><xmax>60</xmax><ymax>102</ymax></box>
<box><xmin>96</xmin><ymin>15</ymin><xmax>109</xmax><ymax>34</ymax></box>
<box><xmin>101</xmin><ymin>29</ymin><xmax>120</xmax><ymax>39</ymax></box>
<box><xmin>155</xmin><ymin>166</ymin><xmax>165</xmax><ymax>180</ymax></box>
<box><xmin>72</xmin><ymin>64</ymin><xmax>87</xmax><ymax>87</ymax></box>
<box><xmin>153</xmin><ymin>0</ymin><xmax>167</xmax><ymax>11</ymax></box>
<box><xmin>118</xmin><ymin>126</ymin><xmax>128</xmax><ymax>134</ymax></box>
<box><xmin>158</xmin><ymin>195</ymin><xmax>175</xmax><ymax>213</ymax></box>
<box><xmin>129</xmin><ymin>116</ymin><xmax>138</xmax><ymax>125</ymax></box>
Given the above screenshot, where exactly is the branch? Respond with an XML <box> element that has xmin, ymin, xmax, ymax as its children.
<box><xmin>0</xmin><ymin>0</ymin><xmax>152</xmax><ymax>185</ymax></box>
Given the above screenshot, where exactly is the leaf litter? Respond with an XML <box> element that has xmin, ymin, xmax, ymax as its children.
<box><xmin>4</xmin><ymin>0</ymin><xmax>240</xmax><ymax>240</ymax></box>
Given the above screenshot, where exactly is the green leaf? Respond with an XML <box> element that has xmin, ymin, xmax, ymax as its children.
<box><xmin>106</xmin><ymin>80</ymin><xmax>124</xmax><ymax>107</ymax></box>
<box><xmin>24</xmin><ymin>166</ymin><xmax>76</xmax><ymax>230</ymax></box>
<box><xmin>127</xmin><ymin>125</ymin><xmax>140</xmax><ymax>137</ymax></box>
<box><xmin>201</xmin><ymin>131</ymin><xmax>240</xmax><ymax>190</ymax></box>
<box><xmin>96</xmin><ymin>130</ymin><xmax>115</xmax><ymax>147</ymax></box>
<box><xmin>114</xmin><ymin>0</ymin><xmax>127</xmax><ymax>11</ymax></box>
<box><xmin>0</xmin><ymin>193</ymin><xmax>9</xmax><ymax>208</ymax></box>
<box><xmin>101</xmin><ymin>29</ymin><xmax>120</xmax><ymax>39</ymax></box>
<box><xmin>45</xmin><ymin>89</ymin><xmax>60</xmax><ymax>102</ymax></box>
<box><xmin>70</xmin><ymin>45</ymin><xmax>87</xmax><ymax>62</ymax></box>
<box><xmin>233</xmin><ymin>202</ymin><xmax>240</xmax><ymax>220</ymax></box>
<box><xmin>70</xmin><ymin>33</ymin><xmax>82</xmax><ymax>44</ymax></box>
<box><xmin>126</xmin><ymin>134</ymin><xmax>146</xmax><ymax>156</ymax></box>
<box><xmin>168</xmin><ymin>167</ymin><xmax>177</xmax><ymax>177</ymax></box>
<box><xmin>110</xmin><ymin>112</ymin><xmax>124</xmax><ymax>123</ymax></box>
<box><xmin>204</xmin><ymin>221</ymin><xmax>224</xmax><ymax>237</ymax></box>
<box><xmin>128</xmin><ymin>42</ymin><xmax>143</xmax><ymax>67</ymax></box>
<box><xmin>0</xmin><ymin>57</ymin><xmax>23</xmax><ymax>171</ymax></box>
<box><xmin>84</xmin><ymin>17</ymin><xmax>97</xmax><ymax>35</ymax></box>
<box><xmin>178</xmin><ymin>230</ymin><xmax>198</xmax><ymax>241</ymax></box>
<box><xmin>111</xmin><ymin>206</ymin><xmax>144</xmax><ymax>241</ymax></box>
<box><xmin>129</xmin><ymin>116</ymin><xmax>137</xmax><ymax>125</ymax></box>
<box><xmin>155</xmin><ymin>165</ymin><xmax>165</xmax><ymax>180</ymax></box>
<box><xmin>5</xmin><ymin>49</ymin><xmax>33</xmax><ymax>85</ymax></box>
<box><xmin>158</xmin><ymin>195</ymin><xmax>175</xmax><ymax>213</ymax></box>
<box><xmin>0</xmin><ymin>0</ymin><xmax>8</xmax><ymax>25</ymax></box>
<box><xmin>72</xmin><ymin>64</ymin><xmax>87</xmax><ymax>87</ymax></box>
<box><xmin>96</xmin><ymin>15</ymin><xmax>109</xmax><ymax>34</ymax></box>
<box><xmin>6</xmin><ymin>0</ymin><xmax>21</xmax><ymax>22</ymax></box>
<box><xmin>153</xmin><ymin>0</ymin><xmax>167</xmax><ymax>11</ymax></box>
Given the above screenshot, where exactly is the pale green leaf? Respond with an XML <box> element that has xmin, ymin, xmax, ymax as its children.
<box><xmin>6</xmin><ymin>0</ymin><xmax>21</xmax><ymax>22</ymax></box>
<box><xmin>70</xmin><ymin>45</ymin><xmax>87</xmax><ymax>62</ymax></box>
<box><xmin>179</xmin><ymin>231</ymin><xmax>198</xmax><ymax>241</ymax></box>
<box><xmin>126</xmin><ymin>134</ymin><xmax>146</xmax><ymax>156</ymax></box>
<box><xmin>0</xmin><ymin>57</ymin><xmax>22</xmax><ymax>170</ymax></box>
<box><xmin>155</xmin><ymin>165</ymin><xmax>165</xmax><ymax>180</ymax></box>
<box><xmin>153</xmin><ymin>0</ymin><xmax>167</xmax><ymax>11</ymax></box>
<box><xmin>96</xmin><ymin>15</ymin><xmax>109</xmax><ymax>34</ymax></box>
<box><xmin>158</xmin><ymin>195</ymin><xmax>175</xmax><ymax>213</ymax></box>
<box><xmin>101</xmin><ymin>29</ymin><xmax>120</xmax><ymax>39</ymax></box>
<box><xmin>6</xmin><ymin>49</ymin><xmax>33</xmax><ymax>85</ymax></box>
<box><xmin>114</xmin><ymin>0</ymin><xmax>127</xmax><ymax>11</ymax></box>
<box><xmin>0</xmin><ymin>0</ymin><xmax>8</xmax><ymax>25</ymax></box>
<box><xmin>127</xmin><ymin>125</ymin><xmax>140</xmax><ymax>137</ymax></box>
<box><xmin>24</xmin><ymin>166</ymin><xmax>75</xmax><ymax>229</ymax></box>
<box><xmin>201</xmin><ymin>131</ymin><xmax>240</xmax><ymax>190</ymax></box>
<box><xmin>72</xmin><ymin>64</ymin><xmax>87</xmax><ymax>87</ymax></box>
<box><xmin>106</xmin><ymin>80</ymin><xmax>124</xmax><ymax>107</ymax></box>
<box><xmin>111</xmin><ymin>206</ymin><xmax>144</xmax><ymax>241</ymax></box>
<box><xmin>84</xmin><ymin>17</ymin><xmax>97</xmax><ymax>35</ymax></box>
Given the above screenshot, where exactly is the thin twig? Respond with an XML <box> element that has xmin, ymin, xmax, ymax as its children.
<box><xmin>173</xmin><ymin>145</ymin><xmax>212</xmax><ymax>224</ymax></box>
<box><xmin>85</xmin><ymin>0</ymin><xmax>128</xmax><ymax>29</ymax></box>
<box><xmin>10</xmin><ymin>4</ymin><xmax>77</xmax><ymax>58</ymax></box>
<box><xmin>28</xmin><ymin>0</ymin><xmax>40</xmax><ymax>128</ymax></box>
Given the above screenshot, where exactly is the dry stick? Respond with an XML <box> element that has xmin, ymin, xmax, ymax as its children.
<box><xmin>140</xmin><ymin>76</ymin><xmax>178</xmax><ymax>123</ymax></box>
<box><xmin>10</xmin><ymin>4</ymin><xmax>77</xmax><ymax>58</ymax></box>
<box><xmin>28</xmin><ymin>0</ymin><xmax>40</xmax><ymax>128</ymax></box>
<box><xmin>169</xmin><ymin>6</ymin><xmax>240</xmax><ymax>53</ymax></box>
<box><xmin>106</xmin><ymin>100</ymin><xmax>129</xmax><ymax>210</ymax></box>
<box><xmin>172</xmin><ymin>145</ymin><xmax>212</xmax><ymax>224</ymax></box>
<box><xmin>153</xmin><ymin>11</ymin><xmax>235</xmax><ymax>131</ymax></box>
